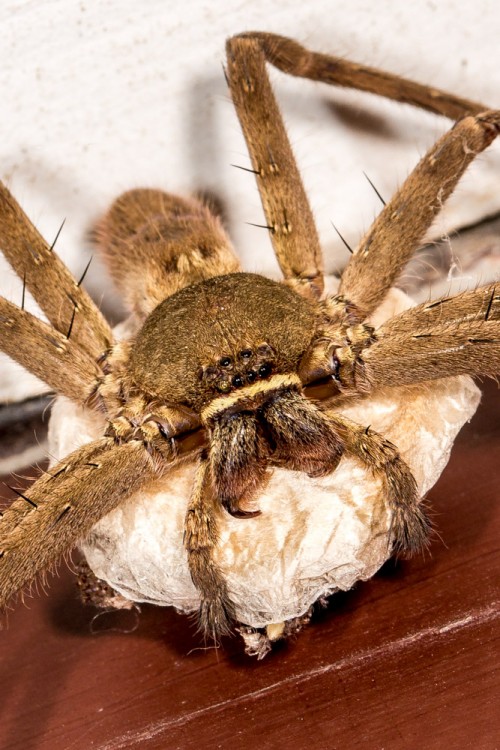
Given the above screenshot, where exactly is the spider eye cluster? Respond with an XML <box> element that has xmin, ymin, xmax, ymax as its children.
<box><xmin>202</xmin><ymin>343</ymin><xmax>275</xmax><ymax>394</ymax></box>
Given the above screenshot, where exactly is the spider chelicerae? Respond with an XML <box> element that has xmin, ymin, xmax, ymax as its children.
<box><xmin>0</xmin><ymin>32</ymin><xmax>498</xmax><ymax>642</ymax></box>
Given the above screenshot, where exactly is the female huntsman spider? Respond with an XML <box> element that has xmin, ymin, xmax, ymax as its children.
<box><xmin>0</xmin><ymin>33</ymin><xmax>499</xmax><ymax>656</ymax></box>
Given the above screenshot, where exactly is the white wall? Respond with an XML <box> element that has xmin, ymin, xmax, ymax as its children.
<box><xmin>1</xmin><ymin>0</ymin><xmax>499</xmax><ymax>400</ymax></box>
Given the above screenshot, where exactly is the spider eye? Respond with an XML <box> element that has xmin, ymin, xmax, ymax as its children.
<box><xmin>232</xmin><ymin>375</ymin><xmax>244</xmax><ymax>388</ymax></box>
<box><xmin>239</xmin><ymin>349</ymin><xmax>252</xmax><ymax>360</ymax></box>
<box><xmin>246</xmin><ymin>370</ymin><xmax>257</xmax><ymax>383</ymax></box>
<box><xmin>219</xmin><ymin>357</ymin><xmax>232</xmax><ymax>368</ymax></box>
<box><xmin>331</xmin><ymin>354</ymin><xmax>341</xmax><ymax>381</ymax></box>
<box><xmin>258</xmin><ymin>363</ymin><xmax>272</xmax><ymax>378</ymax></box>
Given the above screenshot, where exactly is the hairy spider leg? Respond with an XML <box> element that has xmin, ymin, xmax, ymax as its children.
<box><xmin>0</xmin><ymin>438</ymin><xmax>156</xmax><ymax>609</ymax></box>
<box><xmin>0</xmin><ymin>295</ymin><xmax>103</xmax><ymax>403</ymax></box>
<box><xmin>226</xmin><ymin>32</ymin><xmax>496</xmax><ymax>318</ymax></box>
<box><xmin>334</xmin><ymin>284</ymin><xmax>500</xmax><ymax>394</ymax></box>
<box><xmin>297</xmin><ymin>108</ymin><xmax>500</xmax><ymax>385</ymax></box>
<box><xmin>226</xmin><ymin>35</ymin><xmax>324</xmax><ymax>301</ymax></box>
<box><xmin>0</xmin><ymin>183</ymin><xmax>113</xmax><ymax>360</ymax></box>
<box><xmin>322</xmin><ymin>412</ymin><xmax>429</xmax><ymax>553</ymax></box>
<box><xmin>340</xmin><ymin>112</ymin><xmax>500</xmax><ymax>317</ymax></box>
<box><xmin>184</xmin><ymin>456</ymin><xmax>236</xmax><ymax>638</ymax></box>
<box><xmin>233</xmin><ymin>32</ymin><xmax>485</xmax><ymax>120</ymax></box>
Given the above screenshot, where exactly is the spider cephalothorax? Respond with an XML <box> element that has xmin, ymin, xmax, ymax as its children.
<box><xmin>0</xmin><ymin>32</ymin><xmax>499</xmax><ymax>645</ymax></box>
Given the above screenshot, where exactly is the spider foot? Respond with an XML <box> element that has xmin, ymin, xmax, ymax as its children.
<box><xmin>384</xmin><ymin>454</ymin><xmax>431</xmax><ymax>554</ymax></box>
<box><xmin>390</xmin><ymin>500</ymin><xmax>431</xmax><ymax>556</ymax></box>
<box><xmin>197</xmin><ymin>591</ymin><xmax>236</xmax><ymax>640</ymax></box>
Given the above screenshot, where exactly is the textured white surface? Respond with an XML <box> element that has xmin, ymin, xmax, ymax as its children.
<box><xmin>47</xmin><ymin>287</ymin><xmax>481</xmax><ymax>628</ymax></box>
<box><xmin>1</xmin><ymin>0</ymin><xmax>499</xmax><ymax>400</ymax></box>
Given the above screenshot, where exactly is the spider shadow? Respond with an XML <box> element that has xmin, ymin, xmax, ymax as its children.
<box><xmin>48</xmin><ymin>565</ymin><xmax>217</xmax><ymax>659</ymax></box>
<box><xmin>0</xmin><ymin>569</ymin><xmax>211</xmax><ymax>749</ymax></box>
<box><xmin>0</xmin><ymin>576</ymin><xmax>89</xmax><ymax>750</ymax></box>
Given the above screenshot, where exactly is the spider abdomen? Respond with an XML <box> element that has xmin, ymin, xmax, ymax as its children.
<box><xmin>127</xmin><ymin>272</ymin><xmax>316</xmax><ymax>408</ymax></box>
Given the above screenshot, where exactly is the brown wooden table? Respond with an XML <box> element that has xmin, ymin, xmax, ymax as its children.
<box><xmin>0</xmin><ymin>380</ymin><xmax>498</xmax><ymax>750</ymax></box>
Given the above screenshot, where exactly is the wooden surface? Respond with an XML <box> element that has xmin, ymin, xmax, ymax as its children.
<box><xmin>0</xmin><ymin>380</ymin><xmax>498</xmax><ymax>750</ymax></box>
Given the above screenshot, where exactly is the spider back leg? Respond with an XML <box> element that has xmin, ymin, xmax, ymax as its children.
<box><xmin>0</xmin><ymin>296</ymin><xmax>105</xmax><ymax>404</ymax></box>
<box><xmin>94</xmin><ymin>189</ymin><xmax>240</xmax><ymax>319</ymax></box>
<box><xmin>233</xmin><ymin>32</ymin><xmax>485</xmax><ymax>120</ymax></box>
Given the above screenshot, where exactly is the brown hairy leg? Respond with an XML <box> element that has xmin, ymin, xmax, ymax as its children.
<box><xmin>184</xmin><ymin>456</ymin><xmax>235</xmax><ymax>638</ymax></box>
<box><xmin>323</xmin><ymin>411</ymin><xmax>429</xmax><ymax>553</ymax></box>
<box><xmin>226</xmin><ymin>36</ymin><xmax>324</xmax><ymax>301</ymax></box>
<box><xmin>225</xmin><ymin>32</ymin><xmax>491</xmax><ymax>306</ymax></box>
<box><xmin>0</xmin><ymin>182</ymin><xmax>113</xmax><ymax>360</ymax></box>
<box><xmin>334</xmin><ymin>284</ymin><xmax>500</xmax><ymax>393</ymax></box>
<box><xmin>339</xmin><ymin>112</ymin><xmax>500</xmax><ymax>317</ymax></box>
<box><xmin>0</xmin><ymin>418</ymin><xmax>208</xmax><ymax>611</ymax></box>
<box><xmin>0</xmin><ymin>296</ymin><xmax>104</xmax><ymax>404</ymax></box>
<box><xmin>94</xmin><ymin>188</ymin><xmax>240</xmax><ymax>319</ymax></box>
<box><xmin>233</xmin><ymin>32</ymin><xmax>485</xmax><ymax>120</ymax></box>
<box><xmin>0</xmin><ymin>438</ymin><xmax>158</xmax><ymax>609</ymax></box>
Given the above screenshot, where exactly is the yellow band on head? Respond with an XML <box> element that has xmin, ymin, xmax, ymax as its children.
<box><xmin>201</xmin><ymin>373</ymin><xmax>301</xmax><ymax>422</ymax></box>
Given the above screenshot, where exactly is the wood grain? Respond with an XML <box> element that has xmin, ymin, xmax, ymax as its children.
<box><xmin>0</xmin><ymin>380</ymin><xmax>498</xmax><ymax>750</ymax></box>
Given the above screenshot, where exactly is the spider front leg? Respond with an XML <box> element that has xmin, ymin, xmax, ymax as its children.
<box><xmin>0</xmin><ymin>438</ymin><xmax>157</xmax><ymax>609</ymax></box>
<box><xmin>0</xmin><ymin>410</ymin><xmax>208</xmax><ymax>610</ymax></box>
<box><xmin>306</xmin><ymin>285</ymin><xmax>500</xmax><ymax>395</ymax></box>
<box><xmin>323</xmin><ymin>412</ymin><xmax>429</xmax><ymax>553</ymax></box>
